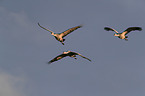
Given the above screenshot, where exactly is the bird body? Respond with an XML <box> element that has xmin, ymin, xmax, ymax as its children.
<box><xmin>38</xmin><ymin>23</ymin><xmax>82</xmax><ymax>45</ymax></box>
<box><xmin>104</xmin><ymin>27</ymin><xmax>142</xmax><ymax>41</ymax></box>
<box><xmin>114</xmin><ymin>33</ymin><xmax>126</xmax><ymax>39</ymax></box>
<box><xmin>48</xmin><ymin>51</ymin><xmax>91</xmax><ymax>64</ymax></box>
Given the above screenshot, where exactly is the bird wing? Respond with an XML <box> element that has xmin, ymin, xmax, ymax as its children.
<box><xmin>38</xmin><ymin>23</ymin><xmax>54</xmax><ymax>34</ymax></box>
<box><xmin>48</xmin><ymin>54</ymin><xmax>67</xmax><ymax>64</ymax></box>
<box><xmin>60</xmin><ymin>25</ymin><xmax>82</xmax><ymax>38</ymax></box>
<box><xmin>123</xmin><ymin>27</ymin><xmax>142</xmax><ymax>35</ymax></box>
<box><xmin>73</xmin><ymin>52</ymin><xmax>91</xmax><ymax>62</ymax></box>
<box><xmin>104</xmin><ymin>27</ymin><xmax>119</xmax><ymax>33</ymax></box>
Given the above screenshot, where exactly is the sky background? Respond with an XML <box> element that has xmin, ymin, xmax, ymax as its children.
<box><xmin>0</xmin><ymin>0</ymin><xmax>145</xmax><ymax>96</ymax></box>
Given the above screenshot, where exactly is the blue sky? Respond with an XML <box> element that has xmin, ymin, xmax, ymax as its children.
<box><xmin>0</xmin><ymin>0</ymin><xmax>145</xmax><ymax>96</ymax></box>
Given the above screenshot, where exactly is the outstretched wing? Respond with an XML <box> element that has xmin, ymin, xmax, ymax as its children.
<box><xmin>74</xmin><ymin>52</ymin><xmax>91</xmax><ymax>62</ymax></box>
<box><xmin>38</xmin><ymin>23</ymin><xmax>54</xmax><ymax>34</ymax></box>
<box><xmin>123</xmin><ymin>27</ymin><xmax>142</xmax><ymax>35</ymax></box>
<box><xmin>60</xmin><ymin>25</ymin><xmax>82</xmax><ymax>38</ymax></box>
<box><xmin>104</xmin><ymin>27</ymin><xmax>119</xmax><ymax>33</ymax></box>
<box><xmin>48</xmin><ymin>54</ymin><xmax>67</xmax><ymax>64</ymax></box>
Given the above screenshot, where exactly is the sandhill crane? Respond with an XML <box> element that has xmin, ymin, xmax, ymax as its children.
<box><xmin>38</xmin><ymin>23</ymin><xmax>82</xmax><ymax>45</ymax></box>
<box><xmin>48</xmin><ymin>51</ymin><xmax>91</xmax><ymax>64</ymax></box>
<box><xmin>104</xmin><ymin>27</ymin><xmax>142</xmax><ymax>41</ymax></box>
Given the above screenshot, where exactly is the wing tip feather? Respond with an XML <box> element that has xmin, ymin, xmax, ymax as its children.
<box><xmin>104</xmin><ymin>27</ymin><xmax>111</xmax><ymax>31</ymax></box>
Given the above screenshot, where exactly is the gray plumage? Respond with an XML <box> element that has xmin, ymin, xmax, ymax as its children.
<box><xmin>48</xmin><ymin>51</ymin><xmax>91</xmax><ymax>64</ymax></box>
<box><xmin>104</xmin><ymin>27</ymin><xmax>142</xmax><ymax>41</ymax></box>
<box><xmin>38</xmin><ymin>23</ymin><xmax>82</xmax><ymax>45</ymax></box>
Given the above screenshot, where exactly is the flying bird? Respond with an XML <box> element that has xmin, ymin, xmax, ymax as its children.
<box><xmin>48</xmin><ymin>51</ymin><xmax>91</xmax><ymax>64</ymax></box>
<box><xmin>104</xmin><ymin>27</ymin><xmax>142</xmax><ymax>41</ymax></box>
<box><xmin>38</xmin><ymin>23</ymin><xmax>82</xmax><ymax>45</ymax></box>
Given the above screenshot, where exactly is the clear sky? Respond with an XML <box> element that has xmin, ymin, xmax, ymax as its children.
<box><xmin>0</xmin><ymin>0</ymin><xmax>145</xmax><ymax>96</ymax></box>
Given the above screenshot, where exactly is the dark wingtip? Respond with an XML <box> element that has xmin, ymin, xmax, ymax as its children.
<box><xmin>48</xmin><ymin>62</ymin><xmax>52</xmax><ymax>64</ymax></box>
<box><xmin>104</xmin><ymin>27</ymin><xmax>110</xmax><ymax>31</ymax></box>
<box><xmin>88</xmin><ymin>59</ymin><xmax>92</xmax><ymax>62</ymax></box>
<box><xmin>138</xmin><ymin>27</ymin><xmax>142</xmax><ymax>31</ymax></box>
<box><xmin>38</xmin><ymin>22</ymin><xmax>40</xmax><ymax>26</ymax></box>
